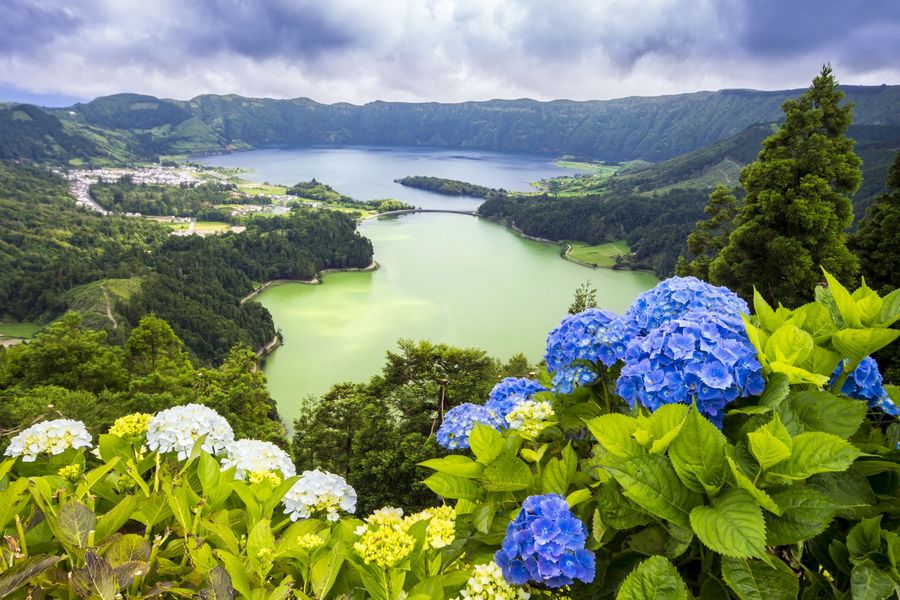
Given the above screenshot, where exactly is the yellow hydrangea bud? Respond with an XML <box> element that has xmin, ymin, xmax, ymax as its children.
<box><xmin>108</xmin><ymin>413</ymin><xmax>154</xmax><ymax>442</ymax></box>
<box><xmin>296</xmin><ymin>533</ymin><xmax>326</xmax><ymax>551</ymax></box>
<box><xmin>406</xmin><ymin>505</ymin><xmax>456</xmax><ymax>549</ymax></box>
<box><xmin>248</xmin><ymin>470</ymin><xmax>282</xmax><ymax>486</ymax></box>
<box><xmin>57</xmin><ymin>464</ymin><xmax>81</xmax><ymax>481</ymax></box>
<box><xmin>353</xmin><ymin>525</ymin><xmax>416</xmax><ymax>569</ymax></box>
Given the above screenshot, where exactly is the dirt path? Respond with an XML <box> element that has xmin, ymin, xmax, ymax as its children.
<box><xmin>101</xmin><ymin>284</ymin><xmax>118</xmax><ymax>329</ymax></box>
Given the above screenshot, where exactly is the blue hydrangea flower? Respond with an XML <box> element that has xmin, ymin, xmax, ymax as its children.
<box><xmin>544</xmin><ymin>309</ymin><xmax>633</xmax><ymax>394</ymax></box>
<box><xmin>831</xmin><ymin>357</ymin><xmax>898</xmax><ymax>416</ymax></box>
<box><xmin>625</xmin><ymin>276</ymin><xmax>749</xmax><ymax>336</ymax></box>
<box><xmin>495</xmin><ymin>494</ymin><xmax>595</xmax><ymax>588</ymax></box>
<box><xmin>616</xmin><ymin>310</ymin><xmax>764</xmax><ymax>427</ymax></box>
<box><xmin>485</xmin><ymin>377</ymin><xmax>548</xmax><ymax>420</ymax></box>
<box><xmin>436</xmin><ymin>403</ymin><xmax>503</xmax><ymax>450</ymax></box>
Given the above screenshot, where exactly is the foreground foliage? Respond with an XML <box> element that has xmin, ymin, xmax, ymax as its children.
<box><xmin>1</xmin><ymin>272</ymin><xmax>897</xmax><ymax>598</ymax></box>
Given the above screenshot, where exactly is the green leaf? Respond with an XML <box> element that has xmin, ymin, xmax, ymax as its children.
<box><xmin>131</xmin><ymin>493</ymin><xmax>172</xmax><ymax>528</ymax></box>
<box><xmin>471</xmin><ymin>501</ymin><xmax>497</xmax><ymax>534</ymax></box>
<box><xmin>808</xmin><ymin>471</ymin><xmax>877</xmax><ymax>520</ymax></box>
<box><xmin>847</xmin><ymin>516</ymin><xmax>883</xmax><ymax>560</ymax></box>
<box><xmin>782</xmin><ymin>391</ymin><xmax>866</xmax><ymax>439</ymax></box>
<box><xmin>596</xmin><ymin>483</ymin><xmax>654</xmax><ymax>531</ymax></box>
<box><xmin>647</xmin><ymin>404</ymin><xmax>689</xmax><ymax>454</ymax></box>
<box><xmin>801</xmin><ymin>345</ymin><xmax>841</xmax><ymax>379</ymax></box>
<box><xmin>200</xmin><ymin>566</ymin><xmax>235</xmax><ymax>600</ymax></box>
<box><xmin>542</xmin><ymin>444</ymin><xmax>577</xmax><ymax>495</ymax></box>
<box><xmin>758</xmin><ymin>373</ymin><xmax>790</xmax><ymax>408</ymax></box>
<box><xmin>164</xmin><ymin>483</ymin><xmax>198</xmax><ymax>532</ymax></box>
<box><xmin>215</xmin><ymin>551</ymin><xmax>252</xmax><ymax>599</ymax></box>
<box><xmin>59</xmin><ymin>500</ymin><xmax>97</xmax><ymax>548</ymax></box>
<box><xmin>877</xmin><ymin>288</ymin><xmax>900</xmax><ymax>327</ymax></box>
<box><xmin>689</xmin><ymin>490</ymin><xmax>766</xmax><ymax>558</ymax></box>
<box><xmin>754</xmin><ymin>288</ymin><xmax>780</xmax><ymax>331</ymax></box>
<box><xmin>482</xmin><ymin>455</ymin><xmax>532</xmax><ymax>492</ymax></box>
<box><xmin>765</xmin><ymin>488</ymin><xmax>839</xmax><ymax>545</ymax></box>
<box><xmin>104</xmin><ymin>534</ymin><xmax>151</xmax><ymax>566</ymax></box>
<box><xmin>615</xmin><ymin>555</ymin><xmax>688</xmax><ymax>600</ymax></box>
<box><xmin>311</xmin><ymin>548</ymin><xmax>345</xmax><ymax>600</ymax></box>
<box><xmin>94</xmin><ymin>495</ymin><xmax>138</xmax><ymax>543</ymax></box>
<box><xmin>767</xmin><ymin>432</ymin><xmax>861</xmax><ymax>483</ymax></box>
<box><xmin>850</xmin><ymin>561</ymin><xmax>894</xmax><ymax>600</ymax></box>
<box><xmin>469</xmin><ymin>423</ymin><xmax>504</xmax><ymax>464</ymax></box>
<box><xmin>765</xmin><ymin>323</ymin><xmax>814</xmax><ymax>365</ymax></box>
<box><xmin>767</xmin><ymin>361</ymin><xmax>830</xmax><ymax>386</ymax></box>
<box><xmin>792</xmin><ymin>301</ymin><xmax>838</xmax><ymax>343</ymax></box>
<box><xmin>423</xmin><ymin>472</ymin><xmax>483</xmax><ymax>500</ymax></box>
<box><xmin>0</xmin><ymin>555</ymin><xmax>62</xmax><ymax>597</ymax></box>
<box><xmin>419</xmin><ymin>455</ymin><xmax>484</xmax><ymax>478</ymax></box>
<box><xmin>70</xmin><ymin>550</ymin><xmax>118</xmax><ymax>600</ymax></box>
<box><xmin>586</xmin><ymin>414</ymin><xmax>641</xmax><ymax>458</ymax></box>
<box><xmin>725</xmin><ymin>455</ymin><xmax>781</xmax><ymax>515</ymax></box>
<box><xmin>832</xmin><ymin>328</ymin><xmax>900</xmax><ymax>362</ymax></box>
<box><xmin>747</xmin><ymin>427</ymin><xmax>791</xmax><ymax>471</ymax></box>
<box><xmin>669</xmin><ymin>406</ymin><xmax>726</xmax><ymax>494</ymax></box>
<box><xmin>721</xmin><ymin>557</ymin><xmax>800</xmax><ymax>600</ymax></box>
<box><xmin>603</xmin><ymin>453</ymin><xmax>701</xmax><ymax>529</ymax></box>
<box><xmin>823</xmin><ymin>269</ymin><xmax>862</xmax><ymax>328</ymax></box>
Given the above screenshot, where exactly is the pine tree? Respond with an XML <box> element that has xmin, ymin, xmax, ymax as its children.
<box><xmin>709</xmin><ymin>65</ymin><xmax>861</xmax><ymax>306</ymax></box>
<box><xmin>849</xmin><ymin>152</ymin><xmax>900</xmax><ymax>295</ymax></box>
<box><xmin>676</xmin><ymin>185</ymin><xmax>739</xmax><ymax>280</ymax></box>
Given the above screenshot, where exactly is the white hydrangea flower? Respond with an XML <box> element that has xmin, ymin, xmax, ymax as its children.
<box><xmin>145</xmin><ymin>404</ymin><xmax>234</xmax><ymax>460</ymax></box>
<box><xmin>456</xmin><ymin>562</ymin><xmax>530</xmax><ymax>600</ymax></box>
<box><xmin>4</xmin><ymin>419</ymin><xmax>92</xmax><ymax>462</ymax></box>
<box><xmin>220</xmin><ymin>439</ymin><xmax>296</xmax><ymax>480</ymax></box>
<box><xmin>283</xmin><ymin>469</ymin><xmax>357</xmax><ymax>522</ymax></box>
<box><xmin>505</xmin><ymin>400</ymin><xmax>554</xmax><ymax>438</ymax></box>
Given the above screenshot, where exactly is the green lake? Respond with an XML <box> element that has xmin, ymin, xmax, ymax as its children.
<box><xmin>257</xmin><ymin>213</ymin><xmax>658</xmax><ymax>422</ymax></box>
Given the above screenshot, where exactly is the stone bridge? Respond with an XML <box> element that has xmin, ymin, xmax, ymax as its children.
<box><xmin>369</xmin><ymin>208</ymin><xmax>478</xmax><ymax>218</ymax></box>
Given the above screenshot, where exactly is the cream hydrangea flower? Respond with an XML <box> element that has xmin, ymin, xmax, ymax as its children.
<box><xmin>405</xmin><ymin>505</ymin><xmax>457</xmax><ymax>549</ymax></box>
<box><xmin>220</xmin><ymin>439</ymin><xmax>295</xmax><ymax>481</ymax></box>
<box><xmin>455</xmin><ymin>562</ymin><xmax>530</xmax><ymax>600</ymax></box>
<box><xmin>4</xmin><ymin>419</ymin><xmax>92</xmax><ymax>462</ymax></box>
<box><xmin>282</xmin><ymin>469</ymin><xmax>357</xmax><ymax>522</ymax></box>
<box><xmin>353</xmin><ymin>506</ymin><xmax>416</xmax><ymax>569</ymax></box>
<box><xmin>145</xmin><ymin>404</ymin><xmax>234</xmax><ymax>460</ymax></box>
<box><xmin>505</xmin><ymin>400</ymin><xmax>554</xmax><ymax>438</ymax></box>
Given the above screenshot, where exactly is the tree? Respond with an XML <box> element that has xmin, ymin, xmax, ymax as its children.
<box><xmin>568</xmin><ymin>281</ymin><xmax>598</xmax><ymax>314</ymax></box>
<box><xmin>676</xmin><ymin>185</ymin><xmax>739</xmax><ymax>280</ymax></box>
<box><xmin>849</xmin><ymin>152</ymin><xmax>900</xmax><ymax>295</ymax></box>
<box><xmin>709</xmin><ymin>65</ymin><xmax>861</xmax><ymax>306</ymax></box>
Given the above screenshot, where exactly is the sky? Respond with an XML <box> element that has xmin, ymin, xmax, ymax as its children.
<box><xmin>1</xmin><ymin>0</ymin><xmax>899</xmax><ymax>106</ymax></box>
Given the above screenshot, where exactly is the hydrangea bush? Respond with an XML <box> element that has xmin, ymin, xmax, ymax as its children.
<box><xmin>1</xmin><ymin>273</ymin><xmax>898</xmax><ymax>599</ymax></box>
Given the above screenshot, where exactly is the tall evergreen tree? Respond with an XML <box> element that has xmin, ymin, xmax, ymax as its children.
<box><xmin>849</xmin><ymin>152</ymin><xmax>900</xmax><ymax>295</ymax></box>
<box><xmin>676</xmin><ymin>185</ymin><xmax>739</xmax><ymax>280</ymax></box>
<box><xmin>709</xmin><ymin>65</ymin><xmax>861</xmax><ymax>306</ymax></box>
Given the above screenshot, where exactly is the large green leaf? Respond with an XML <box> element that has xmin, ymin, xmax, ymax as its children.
<box><xmin>603</xmin><ymin>453</ymin><xmax>701</xmax><ymax>529</ymax></box>
<box><xmin>469</xmin><ymin>423</ymin><xmax>504</xmax><ymax>465</ymax></box>
<box><xmin>104</xmin><ymin>534</ymin><xmax>151</xmax><ymax>566</ymax></box>
<box><xmin>725</xmin><ymin>455</ymin><xmax>781</xmax><ymax>515</ymax></box>
<box><xmin>758</xmin><ymin>373</ymin><xmax>790</xmax><ymax>408</ymax></box>
<box><xmin>596</xmin><ymin>483</ymin><xmax>654</xmax><ymax>531</ymax></box>
<box><xmin>747</xmin><ymin>427</ymin><xmax>791</xmax><ymax>472</ymax></box>
<box><xmin>808</xmin><ymin>472</ymin><xmax>877</xmax><ymax>520</ymax></box>
<box><xmin>215</xmin><ymin>551</ymin><xmax>252</xmax><ymax>599</ymax></box>
<box><xmin>419</xmin><ymin>455</ymin><xmax>484</xmax><ymax>479</ymax></box>
<box><xmin>669</xmin><ymin>406</ymin><xmax>726</xmax><ymax>494</ymax></box>
<box><xmin>482</xmin><ymin>455</ymin><xmax>532</xmax><ymax>492</ymax></box>
<box><xmin>615</xmin><ymin>555</ymin><xmax>688</xmax><ymax>600</ymax></box>
<box><xmin>0</xmin><ymin>555</ymin><xmax>62</xmax><ymax>597</ymax></box>
<box><xmin>542</xmin><ymin>444</ymin><xmax>577</xmax><ymax>495</ymax></box>
<box><xmin>94</xmin><ymin>495</ymin><xmax>139</xmax><ymax>543</ymax></box>
<box><xmin>199</xmin><ymin>566</ymin><xmax>235</xmax><ymax>600</ymax></box>
<box><xmin>59</xmin><ymin>500</ymin><xmax>97</xmax><ymax>548</ymax></box>
<box><xmin>423</xmin><ymin>472</ymin><xmax>483</xmax><ymax>500</ymax></box>
<box><xmin>721</xmin><ymin>557</ymin><xmax>799</xmax><ymax>600</ymax></box>
<box><xmin>586</xmin><ymin>414</ymin><xmax>642</xmax><ymax>458</ymax></box>
<box><xmin>765</xmin><ymin>487</ymin><xmax>839</xmax><ymax>545</ymax></box>
<box><xmin>877</xmin><ymin>288</ymin><xmax>900</xmax><ymax>327</ymax></box>
<box><xmin>832</xmin><ymin>329</ymin><xmax>900</xmax><ymax>362</ymax></box>
<box><xmin>646</xmin><ymin>404</ymin><xmax>689</xmax><ymax>454</ymax></box>
<box><xmin>70</xmin><ymin>550</ymin><xmax>118</xmax><ymax>600</ymax></box>
<box><xmin>766</xmin><ymin>432</ymin><xmax>861</xmax><ymax>483</ymax></box>
<box><xmin>311</xmin><ymin>548</ymin><xmax>345</xmax><ymax>600</ymax></box>
<box><xmin>781</xmin><ymin>391</ymin><xmax>867</xmax><ymax>439</ymax></box>
<box><xmin>764</xmin><ymin>323</ymin><xmax>814</xmax><ymax>365</ymax></box>
<box><xmin>823</xmin><ymin>269</ymin><xmax>862</xmax><ymax>328</ymax></box>
<box><xmin>689</xmin><ymin>490</ymin><xmax>766</xmax><ymax>558</ymax></box>
<box><xmin>850</xmin><ymin>561</ymin><xmax>894</xmax><ymax>600</ymax></box>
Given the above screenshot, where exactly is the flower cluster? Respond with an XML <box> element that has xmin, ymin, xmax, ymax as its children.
<box><xmin>505</xmin><ymin>401</ymin><xmax>554</xmax><ymax>439</ymax></box>
<box><xmin>4</xmin><ymin>419</ymin><xmax>92</xmax><ymax>462</ymax></box>
<box><xmin>108</xmin><ymin>413</ymin><xmax>153</xmax><ymax>443</ymax></box>
<box><xmin>220</xmin><ymin>439</ymin><xmax>296</xmax><ymax>482</ymax></box>
<box><xmin>544</xmin><ymin>308</ymin><xmax>632</xmax><ymax>393</ymax></box>
<box><xmin>455</xmin><ymin>562</ymin><xmax>531</xmax><ymax>600</ymax></box>
<box><xmin>353</xmin><ymin>507</ymin><xmax>416</xmax><ymax>568</ymax></box>
<box><xmin>295</xmin><ymin>533</ymin><xmax>326</xmax><ymax>552</ymax></box>
<box><xmin>406</xmin><ymin>505</ymin><xmax>457</xmax><ymax>549</ymax></box>
<box><xmin>617</xmin><ymin>311</ymin><xmax>764</xmax><ymax>427</ymax></box>
<box><xmin>282</xmin><ymin>469</ymin><xmax>357</xmax><ymax>522</ymax></box>
<box><xmin>625</xmin><ymin>276</ymin><xmax>749</xmax><ymax>336</ymax></box>
<box><xmin>495</xmin><ymin>494</ymin><xmax>594</xmax><ymax>588</ymax></box>
<box><xmin>485</xmin><ymin>378</ymin><xmax>547</xmax><ymax>420</ymax></box>
<box><xmin>57</xmin><ymin>464</ymin><xmax>81</xmax><ymax>481</ymax></box>
<box><xmin>832</xmin><ymin>357</ymin><xmax>898</xmax><ymax>415</ymax></box>
<box><xmin>145</xmin><ymin>404</ymin><xmax>234</xmax><ymax>460</ymax></box>
<box><xmin>437</xmin><ymin>403</ymin><xmax>504</xmax><ymax>450</ymax></box>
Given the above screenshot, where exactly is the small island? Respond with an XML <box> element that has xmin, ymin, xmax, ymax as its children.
<box><xmin>394</xmin><ymin>175</ymin><xmax>506</xmax><ymax>199</ymax></box>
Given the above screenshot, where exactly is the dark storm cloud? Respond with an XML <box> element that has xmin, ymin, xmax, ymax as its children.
<box><xmin>0</xmin><ymin>1</ymin><xmax>83</xmax><ymax>54</ymax></box>
<box><xmin>735</xmin><ymin>0</ymin><xmax>900</xmax><ymax>67</ymax></box>
<box><xmin>178</xmin><ymin>1</ymin><xmax>359</xmax><ymax>60</ymax></box>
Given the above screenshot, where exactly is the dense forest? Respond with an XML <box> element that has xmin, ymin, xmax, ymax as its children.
<box><xmin>0</xmin><ymin>161</ymin><xmax>374</xmax><ymax>363</ymax></box>
<box><xmin>395</xmin><ymin>175</ymin><xmax>504</xmax><ymax>198</ymax></box>
<box><xmin>90</xmin><ymin>180</ymin><xmax>245</xmax><ymax>219</ymax></box>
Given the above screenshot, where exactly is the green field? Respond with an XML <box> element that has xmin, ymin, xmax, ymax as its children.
<box><xmin>236</xmin><ymin>181</ymin><xmax>286</xmax><ymax>196</ymax></box>
<box><xmin>64</xmin><ymin>278</ymin><xmax>143</xmax><ymax>330</ymax></box>
<box><xmin>565</xmin><ymin>240</ymin><xmax>631</xmax><ymax>268</ymax></box>
<box><xmin>0</xmin><ymin>322</ymin><xmax>41</xmax><ymax>339</ymax></box>
<box><xmin>194</xmin><ymin>221</ymin><xmax>232</xmax><ymax>232</ymax></box>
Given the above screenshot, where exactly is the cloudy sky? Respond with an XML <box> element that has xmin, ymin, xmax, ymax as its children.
<box><xmin>1</xmin><ymin>0</ymin><xmax>899</xmax><ymax>106</ymax></box>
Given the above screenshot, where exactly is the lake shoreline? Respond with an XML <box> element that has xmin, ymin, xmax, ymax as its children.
<box><xmin>240</xmin><ymin>260</ymin><xmax>380</xmax><ymax>304</ymax></box>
